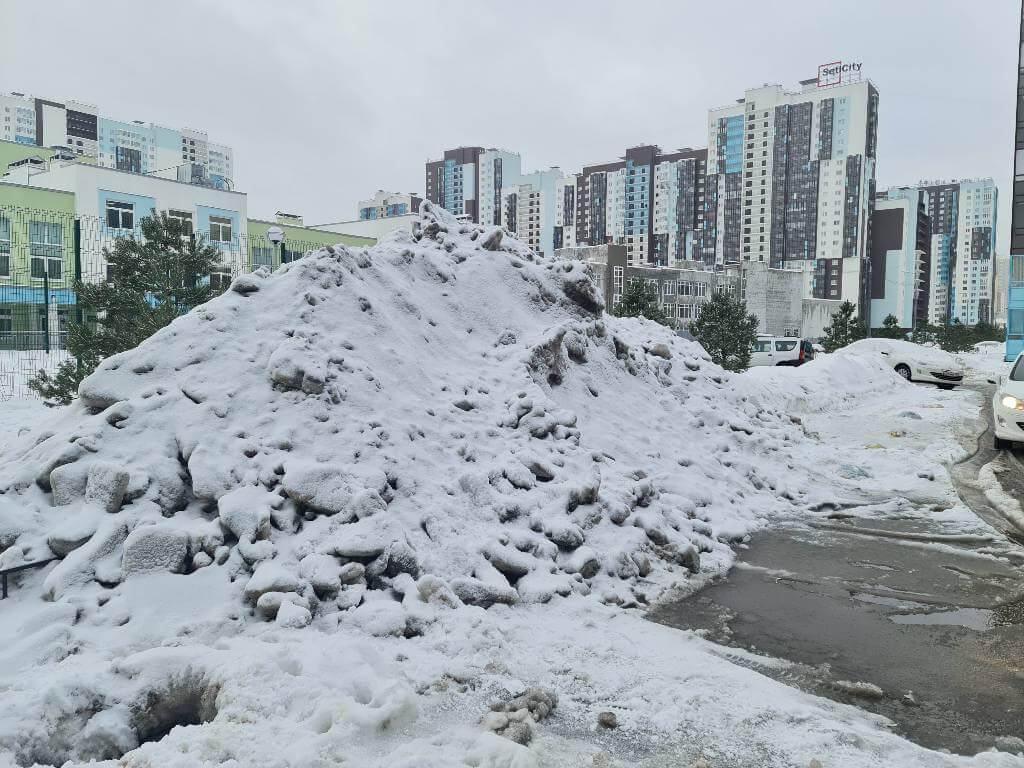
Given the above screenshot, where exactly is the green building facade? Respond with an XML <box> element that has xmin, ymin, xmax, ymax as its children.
<box><xmin>0</xmin><ymin>182</ymin><xmax>78</xmax><ymax>350</ymax></box>
<box><xmin>245</xmin><ymin>217</ymin><xmax>374</xmax><ymax>270</ymax></box>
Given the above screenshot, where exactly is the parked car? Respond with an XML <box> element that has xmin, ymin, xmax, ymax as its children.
<box><xmin>992</xmin><ymin>351</ymin><xmax>1024</xmax><ymax>449</ymax></box>
<box><xmin>844</xmin><ymin>339</ymin><xmax>964</xmax><ymax>389</ymax></box>
<box><xmin>749</xmin><ymin>336</ymin><xmax>816</xmax><ymax>367</ymax></box>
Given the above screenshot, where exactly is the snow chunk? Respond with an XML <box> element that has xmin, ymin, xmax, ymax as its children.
<box><xmin>244</xmin><ymin>561</ymin><xmax>300</xmax><ymax>601</ymax></box>
<box><xmin>276</xmin><ymin>599</ymin><xmax>312</xmax><ymax>628</ymax></box>
<box><xmin>349</xmin><ymin>599</ymin><xmax>408</xmax><ymax>637</ymax></box>
<box><xmin>268</xmin><ymin>337</ymin><xmax>326</xmax><ymax>394</ymax></box>
<box><xmin>282</xmin><ymin>461</ymin><xmax>386</xmax><ymax>516</ymax></box>
<box><xmin>46</xmin><ymin>502</ymin><xmax>103</xmax><ymax>556</ymax></box>
<box><xmin>451</xmin><ymin>576</ymin><xmax>518</xmax><ymax>608</ymax></box>
<box><xmin>121</xmin><ymin>524</ymin><xmax>190</xmax><ymax>576</ymax></box>
<box><xmin>85</xmin><ymin>462</ymin><xmax>130</xmax><ymax>513</ymax></box>
<box><xmin>217</xmin><ymin>485</ymin><xmax>276</xmax><ymax>543</ymax></box>
<box><xmin>43</xmin><ymin>517</ymin><xmax>128</xmax><ymax>599</ymax></box>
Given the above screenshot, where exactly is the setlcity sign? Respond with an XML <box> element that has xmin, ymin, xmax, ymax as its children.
<box><xmin>817</xmin><ymin>61</ymin><xmax>863</xmax><ymax>87</ymax></box>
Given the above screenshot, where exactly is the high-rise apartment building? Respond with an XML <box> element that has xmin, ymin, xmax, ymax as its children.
<box><xmin>477</xmin><ymin>149</ymin><xmax>523</xmax><ymax>227</ymax></box>
<box><xmin>869</xmin><ymin>190</ymin><xmax>930</xmax><ymax>329</ymax></box>
<box><xmin>425</xmin><ymin>147</ymin><xmax>563</xmax><ymax>256</ymax></box>
<box><xmin>888</xmin><ymin>179</ymin><xmax>998</xmax><ymax>324</ymax></box>
<box><xmin>500</xmin><ymin>169</ymin><xmax>561</xmax><ymax>257</ymax></box>
<box><xmin>553</xmin><ymin>174</ymin><xmax>579</xmax><ymax>250</ymax></box>
<box><xmin>706</xmin><ymin>74</ymin><xmax>879</xmax><ymax>317</ymax></box>
<box><xmin>0</xmin><ymin>91</ymin><xmax>234</xmax><ymax>189</ymax></box>
<box><xmin>425</xmin><ymin>146</ymin><xmax>485</xmax><ymax>222</ymax></box>
<box><xmin>950</xmin><ymin>179</ymin><xmax>997</xmax><ymax>324</ymax></box>
<box><xmin>573</xmin><ymin>145</ymin><xmax>708</xmax><ymax>267</ymax></box>
<box><xmin>357</xmin><ymin>190</ymin><xmax>423</xmax><ymax>220</ymax></box>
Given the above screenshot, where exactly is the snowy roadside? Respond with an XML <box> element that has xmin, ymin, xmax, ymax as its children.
<box><xmin>0</xmin><ymin>206</ymin><xmax>1021</xmax><ymax>768</ymax></box>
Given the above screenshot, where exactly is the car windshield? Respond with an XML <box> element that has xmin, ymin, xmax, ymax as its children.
<box><xmin>1011</xmin><ymin>357</ymin><xmax>1024</xmax><ymax>382</ymax></box>
<box><xmin>775</xmin><ymin>340</ymin><xmax>798</xmax><ymax>351</ymax></box>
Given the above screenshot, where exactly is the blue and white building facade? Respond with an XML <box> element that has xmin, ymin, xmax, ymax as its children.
<box><xmin>357</xmin><ymin>190</ymin><xmax>423</xmax><ymax>220</ymax></box>
<box><xmin>0</xmin><ymin>91</ymin><xmax>234</xmax><ymax>189</ymax></box>
<box><xmin>896</xmin><ymin>179</ymin><xmax>998</xmax><ymax>325</ymax></box>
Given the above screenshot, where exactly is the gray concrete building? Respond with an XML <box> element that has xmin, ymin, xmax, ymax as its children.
<box><xmin>555</xmin><ymin>244</ymin><xmax>737</xmax><ymax>327</ymax></box>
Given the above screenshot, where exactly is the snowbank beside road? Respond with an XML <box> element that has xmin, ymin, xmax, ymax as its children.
<box><xmin>744</xmin><ymin>347</ymin><xmax>907</xmax><ymax>413</ymax></box>
<box><xmin>961</xmin><ymin>341</ymin><xmax>1013</xmax><ymax>383</ymax></box>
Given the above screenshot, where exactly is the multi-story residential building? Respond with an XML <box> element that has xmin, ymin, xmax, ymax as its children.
<box><xmin>573</xmin><ymin>145</ymin><xmax>708</xmax><ymax>267</ymax></box>
<box><xmin>555</xmin><ymin>244</ymin><xmax>736</xmax><ymax>326</ymax></box>
<box><xmin>425</xmin><ymin>146</ymin><xmax>486</xmax><ymax>222</ymax></box>
<box><xmin>706</xmin><ymin>74</ymin><xmax>880</xmax><ymax>320</ymax></box>
<box><xmin>500</xmin><ymin>169</ymin><xmax>561</xmax><ymax>257</ymax></box>
<box><xmin>950</xmin><ymin>179</ymin><xmax>997</xmax><ymax>325</ymax></box>
<box><xmin>890</xmin><ymin>179</ymin><xmax>998</xmax><ymax>324</ymax></box>
<box><xmin>869</xmin><ymin>191</ymin><xmax>930</xmax><ymax>329</ymax></box>
<box><xmin>0</xmin><ymin>91</ymin><xmax>234</xmax><ymax>189</ymax></box>
<box><xmin>357</xmin><ymin>190</ymin><xmax>423</xmax><ymax>220</ymax></box>
<box><xmin>477</xmin><ymin>149</ymin><xmax>523</xmax><ymax>227</ymax></box>
<box><xmin>553</xmin><ymin>174</ymin><xmax>579</xmax><ymax>250</ymax></box>
<box><xmin>425</xmin><ymin>147</ymin><xmax>564</xmax><ymax>256</ymax></box>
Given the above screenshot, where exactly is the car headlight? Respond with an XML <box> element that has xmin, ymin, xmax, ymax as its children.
<box><xmin>1001</xmin><ymin>395</ymin><xmax>1024</xmax><ymax>410</ymax></box>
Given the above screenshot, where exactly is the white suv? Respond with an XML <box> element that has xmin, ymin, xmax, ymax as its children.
<box><xmin>749</xmin><ymin>336</ymin><xmax>815</xmax><ymax>367</ymax></box>
<box><xmin>993</xmin><ymin>351</ymin><xmax>1024</xmax><ymax>449</ymax></box>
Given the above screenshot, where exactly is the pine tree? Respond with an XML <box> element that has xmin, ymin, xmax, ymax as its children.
<box><xmin>934</xmin><ymin>317</ymin><xmax>973</xmax><ymax>354</ymax></box>
<box><xmin>910</xmin><ymin>322</ymin><xmax>936</xmax><ymax>345</ymax></box>
<box><xmin>874</xmin><ymin>314</ymin><xmax>903</xmax><ymax>340</ymax></box>
<box><xmin>612</xmin><ymin>278</ymin><xmax>673</xmax><ymax>328</ymax></box>
<box><xmin>970</xmin><ymin>320</ymin><xmax>1004</xmax><ymax>344</ymax></box>
<box><xmin>820</xmin><ymin>300</ymin><xmax>867</xmax><ymax>352</ymax></box>
<box><xmin>29</xmin><ymin>213</ymin><xmax>224</xmax><ymax>404</ymax></box>
<box><xmin>689</xmin><ymin>291</ymin><xmax>760</xmax><ymax>372</ymax></box>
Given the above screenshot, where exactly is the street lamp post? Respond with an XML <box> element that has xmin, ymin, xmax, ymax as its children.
<box><xmin>267</xmin><ymin>225</ymin><xmax>286</xmax><ymax>267</ymax></box>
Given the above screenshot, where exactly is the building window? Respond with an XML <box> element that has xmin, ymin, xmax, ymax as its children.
<box><xmin>29</xmin><ymin>221</ymin><xmax>63</xmax><ymax>279</ymax></box>
<box><xmin>0</xmin><ymin>215</ymin><xmax>9</xmax><ymax>277</ymax></box>
<box><xmin>106</xmin><ymin>201</ymin><xmax>134</xmax><ymax>229</ymax></box>
<box><xmin>167</xmin><ymin>209</ymin><xmax>193</xmax><ymax>235</ymax></box>
<box><xmin>252</xmin><ymin>245</ymin><xmax>274</xmax><ymax>269</ymax></box>
<box><xmin>0</xmin><ymin>308</ymin><xmax>11</xmax><ymax>341</ymax></box>
<box><xmin>209</xmin><ymin>216</ymin><xmax>233</xmax><ymax>243</ymax></box>
<box><xmin>209</xmin><ymin>270</ymin><xmax>232</xmax><ymax>291</ymax></box>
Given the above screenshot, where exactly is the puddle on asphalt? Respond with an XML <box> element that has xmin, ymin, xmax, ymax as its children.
<box><xmin>890</xmin><ymin>607</ymin><xmax>994</xmax><ymax>631</ymax></box>
<box><xmin>851</xmin><ymin>592</ymin><xmax>928</xmax><ymax>610</ymax></box>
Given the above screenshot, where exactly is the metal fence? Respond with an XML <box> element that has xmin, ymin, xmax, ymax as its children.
<box><xmin>0</xmin><ymin>207</ymin><xmax>338</xmax><ymax>400</ymax></box>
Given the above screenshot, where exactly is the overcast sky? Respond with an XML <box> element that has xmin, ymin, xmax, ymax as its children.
<box><xmin>3</xmin><ymin>0</ymin><xmax>1019</xmax><ymax>250</ymax></box>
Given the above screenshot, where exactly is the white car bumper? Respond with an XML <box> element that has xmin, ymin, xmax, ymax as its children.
<box><xmin>993</xmin><ymin>400</ymin><xmax>1024</xmax><ymax>442</ymax></box>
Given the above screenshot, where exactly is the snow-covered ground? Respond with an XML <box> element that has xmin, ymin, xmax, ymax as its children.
<box><xmin>0</xmin><ymin>206</ymin><xmax>1020</xmax><ymax>767</ymax></box>
<box><xmin>961</xmin><ymin>341</ymin><xmax>1015</xmax><ymax>384</ymax></box>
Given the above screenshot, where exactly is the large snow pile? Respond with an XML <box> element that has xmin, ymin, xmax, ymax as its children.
<box><xmin>1</xmin><ymin>204</ymin><xmax>978</xmax><ymax>767</ymax></box>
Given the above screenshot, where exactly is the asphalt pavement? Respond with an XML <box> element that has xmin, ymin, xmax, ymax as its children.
<box><xmin>651</xmin><ymin>383</ymin><xmax>1024</xmax><ymax>756</ymax></box>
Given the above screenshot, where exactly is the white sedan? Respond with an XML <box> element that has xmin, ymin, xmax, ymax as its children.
<box><xmin>993</xmin><ymin>351</ymin><xmax>1024</xmax><ymax>449</ymax></box>
<box><xmin>843</xmin><ymin>339</ymin><xmax>965</xmax><ymax>389</ymax></box>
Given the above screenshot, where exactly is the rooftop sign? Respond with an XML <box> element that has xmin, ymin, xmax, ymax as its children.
<box><xmin>817</xmin><ymin>61</ymin><xmax>862</xmax><ymax>87</ymax></box>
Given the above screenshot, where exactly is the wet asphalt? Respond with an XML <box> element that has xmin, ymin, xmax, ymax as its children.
<box><xmin>651</xmin><ymin>383</ymin><xmax>1024</xmax><ymax>756</ymax></box>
